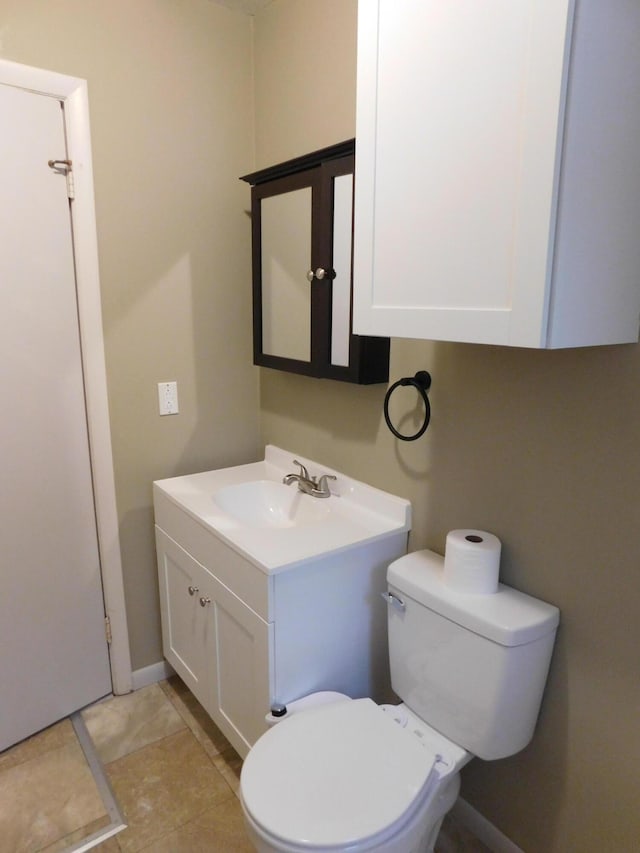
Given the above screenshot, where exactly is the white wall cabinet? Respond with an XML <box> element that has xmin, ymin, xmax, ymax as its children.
<box><xmin>155</xmin><ymin>513</ymin><xmax>407</xmax><ymax>759</ymax></box>
<box><xmin>353</xmin><ymin>1</ymin><xmax>640</xmax><ymax>348</ymax></box>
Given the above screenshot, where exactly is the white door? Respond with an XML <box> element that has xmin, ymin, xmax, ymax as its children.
<box><xmin>0</xmin><ymin>82</ymin><xmax>112</xmax><ymax>750</ymax></box>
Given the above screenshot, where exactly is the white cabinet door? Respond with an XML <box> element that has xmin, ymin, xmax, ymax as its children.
<box><xmin>353</xmin><ymin>0</ymin><xmax>640</xmax><ymax>348</ymax></box>
<box><xmin>156</xmin><ymin>529</ymin><xmax>211</xmax><ymax>711</ymax></box>
<box><xmin>206</xmin><ymin>571</ymin><xmax>272</xmax><ymax>758</ymax></box>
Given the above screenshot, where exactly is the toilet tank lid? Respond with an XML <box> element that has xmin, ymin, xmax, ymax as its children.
<box><xmin>388</xmin><ymin>550</ymin><xmax>559</xmax><ymax>647</ymax></box>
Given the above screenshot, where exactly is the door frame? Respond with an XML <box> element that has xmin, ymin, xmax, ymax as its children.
<box><xmin>0</xmin><ymin>58</ymin><xmax>132</xmax><ymax>694</ymax></box>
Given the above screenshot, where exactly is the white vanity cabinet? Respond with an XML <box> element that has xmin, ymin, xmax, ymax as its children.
<box><xmin>353</xmin><ymin>1</ymin><xmax>640</xmax><ymax>348</ymax></box>
<box><xmin>154</xmin><ymin>448</ymin><xmax>411</xmax><ymax>760</ymax></box>
<box><xmin>155</xmin><ymin>528</ymin><xmax>272</xmax><ymax>752</ymax></box>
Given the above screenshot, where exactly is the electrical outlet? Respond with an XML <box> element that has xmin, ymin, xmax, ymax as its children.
<box><xmin>158</xmin><ymin>381</ymin><xmax>179</xmax><ymax>416</ymax></box>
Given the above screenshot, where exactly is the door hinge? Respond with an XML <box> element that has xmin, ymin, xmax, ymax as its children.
<box><xmin>104</xmin><ymin>615</ymin><xmax>113</xmax><ymax>645</ymax></box>
<box><xmin>66</xmin><ymin>167</ymin><xmax>75</xmax><ymax>200</ymax></box>
<box><xmin>47</xmin><ymin>158</ymin><xmax>74</xmax><ymax>199</ymax></box>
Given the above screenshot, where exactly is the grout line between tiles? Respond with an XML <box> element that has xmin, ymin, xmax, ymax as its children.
<box><xmin>62</xmin><ymin>712</ymin><xmax>127</xmax><ymax>853</ymax></box>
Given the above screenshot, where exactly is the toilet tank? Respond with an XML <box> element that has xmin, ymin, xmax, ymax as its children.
<box><xmin>386</xmin><ymin>550</ymin><xmax>559</xmax><ymax>760</ymax></box>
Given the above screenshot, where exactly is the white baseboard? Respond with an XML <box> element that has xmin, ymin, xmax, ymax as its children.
<box><xmin>131</xmin><ymin>660</ymin><xmax>174</xmax><ymax>692</ymax></box>
<box><xmin>451</xmin><ymin>797</ymin><xmax>524</xmax><ymax>853</ymax></box>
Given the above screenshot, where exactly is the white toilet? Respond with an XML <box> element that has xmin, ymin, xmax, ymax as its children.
<box><xmin>240</xmin><ymin>549</ymin><xmax>559</xmax><ymax>853</ymax></box>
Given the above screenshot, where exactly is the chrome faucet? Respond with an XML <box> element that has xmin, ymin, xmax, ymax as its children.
<box><xmin>282</xmin><ymin>460</ymin><xmax>336</xmax><ymax>498</ymax></box>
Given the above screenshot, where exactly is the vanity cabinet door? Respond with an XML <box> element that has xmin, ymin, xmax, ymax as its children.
<box><xmin>156</xmin><ymin>528</ymin><xmax>212</xmax><ymax>712</ymax></box>
<box><xmin>242</xmin><ymin>140</ymin><xmax>389</xmax><ymax>383</ymax></box>
<box><xmin>353</xmin><ymin>0</ymin><xmax>640</xmax><ymax>348</ymax></box>
<box><xmin>204</xmin><ymin>571</ymin><xmax>272</xmax><ymax>758</ymax></box>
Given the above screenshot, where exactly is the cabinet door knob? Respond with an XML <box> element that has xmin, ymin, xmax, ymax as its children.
<box><xmin>188</xmin><ymin>585</ymin><xmax>199</xmax><ymax>596</ymax></box>
<box><xmin>199</xmin><ymin>596</ymin><xmax>211</xmax><ymax>607</ymax></box>
<box><xmin>306</xmin><ymin>267</ymin><xmax>335</xmax><ymax>282</ymax></box>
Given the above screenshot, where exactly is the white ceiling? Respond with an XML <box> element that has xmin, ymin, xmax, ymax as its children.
<box><xmin>210</xmin><ymin>0</ymin><xmax>273</xmax><ymax>14</ymax></box>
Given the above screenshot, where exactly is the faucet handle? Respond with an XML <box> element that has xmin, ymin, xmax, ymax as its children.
<box><xmin>292</xmin><ymin>460</ymin><xmax>310</xmax><ymax>480</ymax></box>
<box><xmin>316</xmin><ymin>474</ymin><xmax>337</xmax><ymax>495</ymax></box>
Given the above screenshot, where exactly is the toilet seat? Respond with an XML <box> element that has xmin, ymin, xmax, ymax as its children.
<box><xmin>240</xmin><ymin>698</ymin><xmax>455</xmax><ymax>851</ymax></box>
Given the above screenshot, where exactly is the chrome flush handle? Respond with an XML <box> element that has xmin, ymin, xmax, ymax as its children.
<box><xmin>381</xmin><ymin>591</ymin><xmax>406</xmax><ymax>613</ymax></box>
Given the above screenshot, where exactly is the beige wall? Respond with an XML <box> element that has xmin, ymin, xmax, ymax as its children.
<box><xmin>253</xmin><ymin>1</ymin><xmax>640</xmax><ymax>851</ymax></box>
<box><xmin>0</xmin><ymin>0</ymin><xmax>261</xmax><ymax>668</ymax></box>
<box><xmin>253</xmin><ymin>0</ymin><xmax>357</xmax><ymax>167</ymax></box>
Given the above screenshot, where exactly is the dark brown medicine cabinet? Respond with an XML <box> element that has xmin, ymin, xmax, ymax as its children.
<box><xmin>240</xmin><ymin>139</ymin><xmax>389</xmax><ymax>384</ymax></box>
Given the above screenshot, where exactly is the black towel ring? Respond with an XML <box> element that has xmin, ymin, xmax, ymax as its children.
<box><xmin>383</xmin><ymin>371</ymin><xmax>432</xmax><ymax>441</ymax></box>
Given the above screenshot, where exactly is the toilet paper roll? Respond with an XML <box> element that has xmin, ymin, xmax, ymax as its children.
<box><xmin>443</xmin><ymin>529</ymin><xmax>501</xmax><ymax>594</ymax></box>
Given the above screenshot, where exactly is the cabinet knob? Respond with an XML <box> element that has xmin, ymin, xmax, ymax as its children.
<box><xmin>306</xmin><ymin>267</ymin><xmax>335</xmax><ymax>282</ymax></box>
<box><xmin>199</xmin><ymin>596</ymin><xmax>211</xmax><ymax>607</ymax></box>
<box><xmin>188</xmin><ymin>585</ymin><xmax>199</xmax><ymax>596</ymax></box>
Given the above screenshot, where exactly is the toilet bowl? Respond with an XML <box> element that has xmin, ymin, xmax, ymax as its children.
<box><xmin>240</xmin><ymin>698</ymin><xmax>470</xmax><ymax>853</ymax></box>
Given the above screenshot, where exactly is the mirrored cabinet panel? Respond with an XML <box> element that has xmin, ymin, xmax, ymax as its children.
<box><xmin>241</xmin><ymin>140</ymin><xmax>389</xmax><ymax>384</ymax></box>
<box><xmin>261</xmin><ymin>182</ymin><xmax>312</xmax><ymax>362</ymax></box>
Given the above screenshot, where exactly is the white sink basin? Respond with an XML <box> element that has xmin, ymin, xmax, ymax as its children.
<box><xmin>153</xmin><ymin>446</ymin><xmax>411</xmax><ymax>573</ymax></box>
<box><xmin>213</xmin><ymin>480</ymin><xmax>332</xmax><ymax>528</ymax></box>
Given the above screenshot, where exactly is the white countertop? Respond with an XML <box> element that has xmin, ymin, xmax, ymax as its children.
<box><xmin>153</xmin><ymin>445</ymin><xmax>412</xmax><ymax>573</ymax></box>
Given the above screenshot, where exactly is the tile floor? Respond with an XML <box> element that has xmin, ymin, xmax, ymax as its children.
<box><xmin>0</xmin><ymin>678</ymin><xmax>490</xmax><ymax>852</ymax></box>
